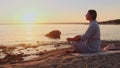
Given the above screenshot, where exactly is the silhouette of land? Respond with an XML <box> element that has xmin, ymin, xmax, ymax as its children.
<box><xmin>38</xmin><ymin>19</ymin><xmax>120</xmax><ymax>25</ymax></box>
<box><xmin>99</xmin><ymin>19</ymin><xmax>120</xmax><ymax>25</ymax></box>
<box><xmin>0</xmin><ymin>19</ymin><xmax>120</xmax><ymax>25</ymax></box>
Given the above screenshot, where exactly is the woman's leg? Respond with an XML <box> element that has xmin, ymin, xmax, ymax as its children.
<box><xmin>71</xmin><ymin>41</ymin><xmax>82</xmax><ymax>52</ymax></box>
<box><xmin>71</xmin><ymin>41</ymin><xmax>88</xmax><ymax>53</ymax></box>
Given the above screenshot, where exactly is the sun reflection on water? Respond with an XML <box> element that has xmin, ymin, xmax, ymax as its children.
<box><xmin>26</xmin><ymin>25</ymin><xmax>33</xmax><ymax>41</ymax></box>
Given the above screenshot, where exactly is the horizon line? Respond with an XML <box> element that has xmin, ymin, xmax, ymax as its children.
<box><xmin>0</xmin><ymin>19</ymin><xmax>119</xmax><ymax>25</ymax></box>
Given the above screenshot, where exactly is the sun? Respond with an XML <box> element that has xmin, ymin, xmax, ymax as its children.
<box><xmin>22</xmin><ymin>13</ymin><xmax>36</xmax><ymax>24</ymax></box>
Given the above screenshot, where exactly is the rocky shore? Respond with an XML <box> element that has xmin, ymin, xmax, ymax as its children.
<box><xmin>0</xmin><ymin>40</ymin><xmax>120</xmax><ymax>68</ymax></box>
<box><xmin>1</xmin><ymin>48</ymin><xmax>120</xmax><ymax>68</ymax></box>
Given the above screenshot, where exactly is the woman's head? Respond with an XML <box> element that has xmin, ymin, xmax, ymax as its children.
<box><xmin>86</xmin><ymin>10</ymin><xmax>97</xmax><ymax>21</ymax></box>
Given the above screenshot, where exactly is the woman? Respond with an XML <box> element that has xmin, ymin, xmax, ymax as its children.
<box><xmin>67</xmin><ymin>10</ymin><xmax>101</xmax><ymax>53</ymax></box>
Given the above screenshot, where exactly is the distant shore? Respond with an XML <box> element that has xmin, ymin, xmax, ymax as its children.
<box><xmin>0</xmin><ymin>19</ymin><xmax>120</xmax><ymax>25</ymax></box>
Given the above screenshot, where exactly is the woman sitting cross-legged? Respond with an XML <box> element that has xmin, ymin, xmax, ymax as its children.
<box><xmin>66</xmin><ymin>10</ymin><xmax>101</xmax><ymax>53</ymax></box>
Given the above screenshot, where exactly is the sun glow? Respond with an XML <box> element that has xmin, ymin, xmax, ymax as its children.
<box><xmin>22</xmin><ymin>13</ymin><xmax>36</xmax><ymax>24</ymax></box>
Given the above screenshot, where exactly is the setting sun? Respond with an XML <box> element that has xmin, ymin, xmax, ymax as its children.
<box><xmin>22</xmin><ymin>13</ymin><xmax>36</xmax><ymax>24</ymax></box>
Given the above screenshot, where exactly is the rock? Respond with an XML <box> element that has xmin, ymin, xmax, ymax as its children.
<box><xmin>0</xmin><ymin>45</ymin><xmax>6</xmax><ymax>49</ymax></box>
<box><xmin>4</xmin><ymin>51</ymin><xmax>120</xmax><ymax>68</ymax></box>
<box><xmin>45</xmin><ymin>30</ymin><xmax>61</xmax><ymax>39</ymax></box>
<box><xmin>4</xmin><ymin>54</ymin><xmax>24</xmax><ymax>62</ymax></box>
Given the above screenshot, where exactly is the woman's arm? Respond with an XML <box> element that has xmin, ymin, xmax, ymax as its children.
<box><xmin>67</xmin><ymin>35</ymin><xmax>81</xmax><ymax>42</ymax></box>
<box><xmin>82</xmin><ymin>23</ymin><xmax>96</xmax><ymax>41</ymax></box>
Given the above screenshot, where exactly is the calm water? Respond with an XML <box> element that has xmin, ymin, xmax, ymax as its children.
<box><xmin>0</xmin><ymin>24</ymin><xmax>120</xmax><ymax>60</ymax></box>
<box><xmin>0</xmin><ymin>24</ymin><xmax>120</xmax><ymax>45</ymax></box>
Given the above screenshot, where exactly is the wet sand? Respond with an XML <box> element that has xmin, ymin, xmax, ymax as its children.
<box><xmin>0</xmin><ymin>40</ymin><xmax>120</xmax><ymax>68</ymax></box>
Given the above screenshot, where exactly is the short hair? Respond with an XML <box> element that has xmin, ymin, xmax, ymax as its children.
<box><xmin>88</xmin><ymin>10</ymin><xmax>97</xmax><ymax>20</ymax></box>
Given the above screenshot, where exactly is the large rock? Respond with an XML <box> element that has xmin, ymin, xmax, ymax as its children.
<box><xmin>45</xmin><ymin>30</ymin><xmax>61</xmax><ymax>39</ymax></box>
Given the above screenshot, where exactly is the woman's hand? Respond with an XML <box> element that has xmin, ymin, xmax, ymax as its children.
<box><xmin>74</xmin><ymin>35</ymin><xmax>81</xmax><ymax>41</ymax></box>
<box><xmin>67</xmin><ymin>38</ymin><xmax>73</xmax><ymax>42</ymax></box>
<box><xmin>74</xmin><ymin>35</ymin><xmax>81</xmax><ymax>39</ymax></box>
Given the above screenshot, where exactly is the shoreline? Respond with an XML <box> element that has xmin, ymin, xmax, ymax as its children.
<box><xmin>0</xmin><ymin>40</ymin><xmax>120</xmax><ymax>66</ymax></box>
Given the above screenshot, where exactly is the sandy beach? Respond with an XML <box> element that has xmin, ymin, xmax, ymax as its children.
<box><xmin>0</xmin><ymin>0</ymin><xmax>120</xmax><ymax>67</ymax></box>
<box><xmin>0</xmin><ymin>40</ymin><xmax>120</xmax><ymax>68</ymax></box>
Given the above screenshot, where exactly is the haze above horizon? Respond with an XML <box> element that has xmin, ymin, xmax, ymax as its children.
<box><xmin>0</xmin><ymin>0</ymin><xmax>120</xmax><ymax>24</ymax></box>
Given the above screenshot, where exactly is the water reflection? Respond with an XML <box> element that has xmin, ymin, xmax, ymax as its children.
<box><xmin>0</xmin><ymin>41</ymin><xmax>70</xmax><ymax>62</ymax></box>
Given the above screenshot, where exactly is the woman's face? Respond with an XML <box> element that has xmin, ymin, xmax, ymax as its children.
<box><xmin>86</xmin><ymin>12</ymin><xmax>92</xmax><ymax>21</ymax></box>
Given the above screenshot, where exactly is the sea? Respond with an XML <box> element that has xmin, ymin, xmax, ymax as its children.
<box><xmin>0</xmin><ymin>24</ymin><xmax>120</xmax><ymax>61</ymax></box>
<box><xmin>0</xmin><ymin>24</ymin><xmax>120</xmax><ymax>45</ymax></box>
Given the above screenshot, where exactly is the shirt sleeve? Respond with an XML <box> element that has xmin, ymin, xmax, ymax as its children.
<box><xmin>82</xmin><ymin>24</ymin><xmax>96</xmax><ymax>41</ymax></box>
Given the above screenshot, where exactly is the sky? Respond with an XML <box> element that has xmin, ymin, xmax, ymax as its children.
<box><xmin>0</xmin><ymin>0</ymin><xmax>120</xmax><ymax>24</ymax></box>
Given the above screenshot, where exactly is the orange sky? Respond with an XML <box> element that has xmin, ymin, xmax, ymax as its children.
<box><xmin>0</xmin><ymin>0</ymin><xmax>120</xmax><ymax>24</ymax></box>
